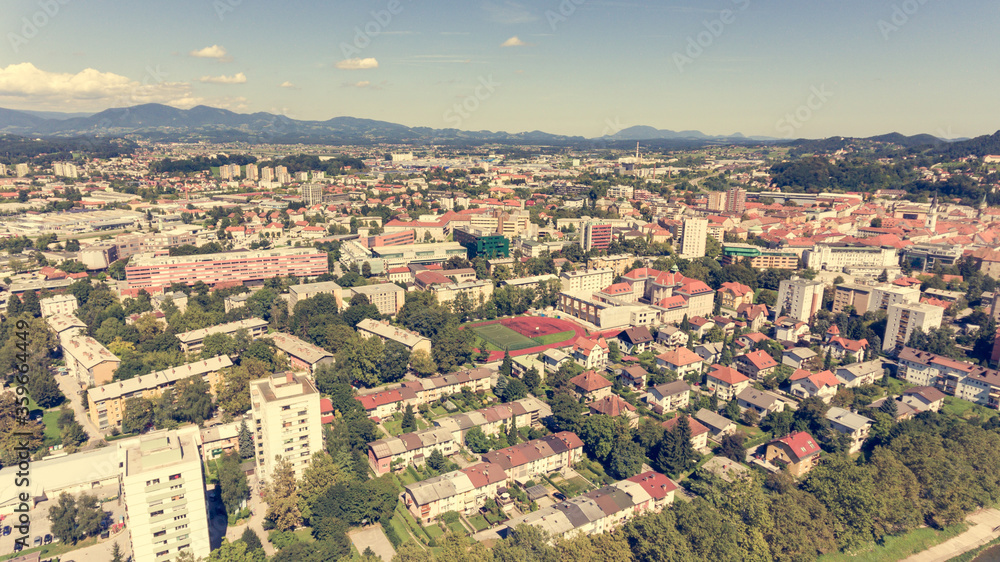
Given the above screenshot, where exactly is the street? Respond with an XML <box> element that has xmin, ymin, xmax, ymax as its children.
<box><xmin>53</xmin><ymin>370</ymin><xmax>106</xmax><ymax>444</ymax></box>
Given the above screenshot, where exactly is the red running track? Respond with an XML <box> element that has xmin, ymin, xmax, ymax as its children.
<box><xmin>469</xmin><ymin>316</ymin><xmax>589</xmax><ymax>362</ymax></box>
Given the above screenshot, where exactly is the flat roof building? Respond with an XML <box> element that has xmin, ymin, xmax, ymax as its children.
<box><xmin>124</xmin><ymin>247</ymin><xmax>328</xmax><ymax>291</ymax></box>
<box><xmin>250</xmin><ymin>372</ymin><xmax>323</xmax><ymax>482</ymax></box>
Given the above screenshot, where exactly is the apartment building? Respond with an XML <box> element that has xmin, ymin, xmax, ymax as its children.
<box><xmin>883</xmin><ymin>302</ymin><xmax>944</xmax><ymax>352</ymax></box>
<box><xmin>803</xmin><ymin>243</ymin><xmax>899</xmax><ymax>275</ymax></box>
<box><xmin>776</xmin><ymin>277</ymin><xmax>824</xmax><ymax>322</ymax></box>
<box><xmin>346</xmin><ymin>283</ymin><xmax>407</xmax><ymax>316</ymax></box>
<box><xmin>125</xmin><ymin>247</ymin><xmax>328</xmax><ymax>291</ymax></box>
<box><xmin>722</xmin><ymin>244</ymin><xmax>799</xmax><ymax>270</ymax></box>
<box><xmin>262</xmin><ymin>332</ymin><xmax>334</xmax><ymax>376</ymax></box>
<box><xmin>726</xmin><ymin>187</ymin><xmax>747</xmax><ymax>214</ymax></box>
<box><xmin>355</xmin><ymin>368</ymin><xmax>495</xmax><ymax>417</ymax></box>
<box><xmin>367</xmin><ymin>428</ymin><xmax>457</xmax><ymax>475</ymax></box>
<box><xmin>119</xmin><ymin>426</ymin><xmax>210</xmax><ymax>562</ymax></box>
<box><xmin>679</xmin><ymin>218</ymin><xmax>708</xmax><ymax>259</ymax></box>
<box><xmin>586</xmin><ymin>254</ymin><xmax>635</xmax><ymax>278</ymax></box>
<box><xmin>301</xmin><ymin>183</ymin><xmax>324</xmax><ymax>205</ymax></box>
<box><xmin>62</xmin><ymin>335</ymin><xmax>120</xmax><ymax>387</ymax></box>
<box><xmin>403</xmin><ymin>462</ymin><xmax>508</xmax><ymax>524</ymax></box>
<box><xmin>582</xmin><ymin>221</ymin><xmax>614</xmax><ymax>251</ymax></box>
<box><xmin>356</xmin><ymin>319</ymin><xmax>432</xmax><ymax>354</ymax></box>
<box><xmin>560</xmin><ymin>268</ymin><xmax>614</xmax><ymax>293</ymax></box>
<box><xmin>481</xmin><ymin>432</ymin><xmax>584</xmax><ymax>482</ymax></box>
<box><xmin>705</xmin><ymin>364</ymin><xmax>752</xmax><ymax>401</ymax></box>
<box><xmin>175</xmin><ymin>318</ymin><xmax>269</xmax><ymax>354</ymax></box>
<box><xmin>434</xmin><ymin>397</ymin><xmax>550</xmax><ymax>443</ymax></box>
<box><xmin>250</xmin><ymin>372</ymin><xmax>323</xmax><ymax>482</ymax></box>
<box><xmin>897</xmin><ymin>347</ymin><xmax>1000</xmax><ymax>409</ymax></box>
<box><xmin>288</xmin><ymin>281</ymin><xmax>344</xmax><ymax>314</ymax></box>
<box><xmin>39</xmin><ymin>294</ymin><xmax>78</xmax><ymax>318</ymax></box>
<box><xmin>88</xmin><ymin>356</ymin><xmax>233</xmax><ymax>429</ymax></box>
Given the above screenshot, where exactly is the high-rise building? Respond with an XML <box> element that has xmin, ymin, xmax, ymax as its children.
<box><xmin>883</xmin><ymin>302</ymin><xmax>944</xmax><ymax>352</ymax></box>
<box><xmin>53</xmin><ymin>162</ymin><xmax>78</xmax><ymax>178</ymax></box>
<box><xmin>725</xmin><ymin>187</ymin><xmax>747</xmax><ymax>214</ymax></box>
<box><xmin>245</xmin><ymin>163</ymin><xmax>259</xmax><ymax>181</ymax></box>
<box><xmin>0</xmin><ymin>163</ymin><xmax>7</xmax><ymax>176</ymax></box>
<box><xmin>582</xmin><ymin>221</ymin><xmax>613</xmax><ymax>251</ymax></box>
<box><xmin>15</xmin><ymin>163</ymin><xmax>29</xmax><ymax>177</ymax></box>
<box><xmin>119</xmin><ymin>426</ymin><xmax>211</xmax><ymax>562</ymax></box>
<box><xmin>776</xmin><ymin>277</ymin><xmax>825</xmax><ymax>321</ymax></box>
<box><xmin>250</xmin><ymin>372</ymin><xmax>323</xmax><ymax>482</ymax></box>
<box><xmin>301</xmin><ymin>183</ymin><xmax>325</xmax><ymax>205</ymax></box>
<box><xmin>680</xmin><ymin>218</ymin><xmax>708</xmax><ymax>259</ymax></box>
<box><xmin>260</xmin><ymin>167</ymin><xmax>274</xmax><ymax>182</ymax></box>
<box><xmin>707</xmin><ymin>191</ymin><xmax>726</xmax><ymax>212</ymax></box>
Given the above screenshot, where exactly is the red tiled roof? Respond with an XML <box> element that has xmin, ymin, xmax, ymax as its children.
<box><xmin>571</xmin><ymin>370</ymin><xmax>612</xmax><ymax>392</ymax></box>
<box><xmin>706</xmin><ymin>364</ymin><xmax>750</xmax><ymax>385</ymax></box>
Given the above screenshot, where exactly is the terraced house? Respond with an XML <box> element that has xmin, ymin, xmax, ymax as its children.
<box><xmin>434</xmin><ymin>397</ymin><xmax>551</xmax><ymax>442</ymax></box>
<box><xmin>402</xmin><ymin>462</ymin><xmax>508</xmax><ymax>524</ymax></box>
<box><xmin>355</xmin><ymin>367</ymin><xmax>495</xmax><ymax>417</ymax></box>
<box><xmin>367</xmin><ymin>428</ymin><xmax>457</xmax><ymax>475</ymax></box>
<box><xmin>482</xmin><ymin>432</ymin><xmax>584</xmax><ymax>483</ymax></box>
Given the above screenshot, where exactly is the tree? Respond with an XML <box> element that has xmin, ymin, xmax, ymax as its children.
<box><xmin>523</xmin><ymin>367</ymin><xmax>541</xmax><ymax>394</ymax></box>
<box><xmin>239</xmin><ymin>419</ymin><xmax>254</xmax><ymax>460</ymax></box>
<box><xmin>401</xmin><ymin>404</ymin><xmax>417</xmax><ymax>432</ymax></box>
<box><xmin>718</xmin><ymin>431</ymin><xmax>747</xmax><ymax>462</ymax></box>
<box><xmin>381</xmin><ymin>341</ymin><xmax>411</xmax><ymax>384</ymax></box>
<box><xmin>121</xmin><ymin>397</ymin><xmax>154</xmax><ymax>434</ymax></box>
<box><xmin>240</xmin><ymin>528</ymin><xmax>263</xmax><ymax>553</ymax></box>
<box><xmin>501</xmin><ymin>378</ymin><xmax>528</xmax><ymax>403</ymax></box>
<box><xmin>111</xmin><ymin>541</ymin><xmax>123</xmax><ymax>562</ymax></box>
<box><xmin>880</xmin><ymin>397</ymin><xmax>898</xmax><ymax>417</ymax></box>
<box><xmin>427</xmin><ymin>448</ymin><xmax>447</xmax><ymax>472</ymax></box>
<box><xmin>761</xmin><ymin>409</ymin><xmax>793</xmax><ymax>438</ymax></box>
<box><xmin>173</xmin><ymin>375</ymin><xmax>214</xmax><ymax>424</ymax></box>
<box><xmin>264</xmin><ymin>457</ymin><xmax>301</xmax><ymax>531</ymax></box>
<box><xmin>410</xmin><ymin>348</ymin><xmax>437</xmax><ymax>377</ymax></box>
<box><xmin>61</xmin><ymin>419</ymin><xmax>88</xmax><ymax>448</ymax></box>
<box><xmin>219</xmin><ymin>452</ymin><xmax>250</xmax><ymax>515</ymax></box>
<box><xmin>209</xmin><ymin>540</ymin><xmax>266</xmax><ymax>562</ymax></box>
<box><xmin>48</xmin><ymin>492</ymin><xmax>103</xmax><ymax>545</ymax></box>
<box><xmin>465</xmin><ymin>427</ymin><xmax>491</xmax><ymax>453</ymax></box>
<box><xmin>724</xmin><ymin>399</ymin><xmax>741</xmax><ymax>422</ymax></box>
<box><xmin>500</xmin><ymin>349</ymin><xmax>513</xmax><ymax>377</ymax></box>
<box><xmin>19</xmin><ymin>290</ymin><xmax>41</xmax><ymax>318</ymax></box>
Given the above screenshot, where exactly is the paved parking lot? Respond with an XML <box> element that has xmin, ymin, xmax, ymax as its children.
<box><xmin>0</xmin><ymin>493</ymin><xmax>124</xmax><ymax>559</ymax></box>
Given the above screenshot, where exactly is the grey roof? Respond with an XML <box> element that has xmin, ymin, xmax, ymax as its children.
<box><xmin>825</xmin><ymin>406</ymin><xmax>873</xmax><ymax>432</ymax></box>
<box><xmin>88</xmin><ymin>355</ymin><xmax>233</xmax><ymax>403</ymax></box>
<box><xmin>736</xmin><ymin>387</ymin><xmax>783</xmax><ymax>410</ymax></box>
<box><xmin>650</xmin><ymin>380</ymin><xmax>691</xmax><ymax>399</ymax></box>
<box><xmin>836</xmin><ymin>359</ymin><xmax>883</xmax><ymax>382</ymax></box>
<box><xmin>175</xmin><ymin>318</ymin><xmax>268</xmax><ymax>344</ymax></box>
<box><xmin>784</xmin><ymin>347</ymin><xmax>818</xmax><ymax>360</ymax></box>
<box><xmin>264</xmin><ymin>332</ymin><xmax>334</xmax><ymax>364</ymax></box>
<box><xmin>694</xmin><ymin>408</ymin><xmax>735</xmax><ymax>432</ymax></box>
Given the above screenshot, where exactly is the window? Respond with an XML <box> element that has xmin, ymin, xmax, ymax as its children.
<box><xmin>174</xmin><ymin>514</ymin><xmax>187</xmax><ymax>521</ymax></box>
<box><xmin>153</xmin><ymin>530</ymin><xmax>166</xmax><ymax>537</ymax></box>
<box><xmin>169</xmin><ymin>473</ymin><xmax>181</xmax><ymax>480</ymax></box>
<box><xmin>151</xmin><ymin>510</ymin><xmax>164</xmax><ymax>517</ymax></box>
<box><xmin>146</xmin><ymin>478</ymin><xmax>160</xmax><ymax>486</ymax></box>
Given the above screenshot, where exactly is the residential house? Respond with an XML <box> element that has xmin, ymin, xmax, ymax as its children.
<box><xmin>687</xmin><ymin>317</ymin><xmax>715</xmax><ymax>340</ymax></box>
<box><xmin>705</xmin><ymin>364</ymin><xmax>752</xmax><ymax>401</ymax></box>
<box><xmin>736</xmin><ymin>388</ymin><xmax>786</xmax><ymax>417</ymax></box>
<box><xmin>569</xmin><ymin>370</ymin><xmax>613</xmax><ymax>402</ymax></box>
<box><xmin>736</xmin><ymin>332</ymin><xmax>771</xmax><ymax>351</ymax></box>
<box><xmin>367</xmin><ymin>428</ymin><xmax>458</xmax><ymax>475</ymax></box>
<box><xmin>588</xmin><ymin>395</ymin><xmax>639</xmax><ymax>427</ymax></box>
<box><xmin>901</xmin><ymin>386</ymin><xmax>946</xmax><ymax>412</ymax></box>
<box><xmin>402</xmin><ymin>462</ymin><xmax>508</xmax><ymax>524</ymax></box>
<box><xmin>736</xmin><ymin>350</ymin><xmax>779</xmax><ymax>381</ymax></box>
<box><xmin>645</xmin><ymin>380</ymin><xmax>691</xmax><ymax>414</ymax></box>
<box><xmin>764</xmin><ymin>431</ymin><xmax>821</xmax><ymax>477</ymax></box>
<box><xmin>835</xmin><ymin>360</ymin><xmax>885</xmax><ymax>387</ymax></box>
<box><xmin>617</xmin><ymin>327</ymin><xmax>654</xmax><ymax>355</ymax></box>
<box><xmin>662</xmin><ymin>415</ymin><xmax>710</xmax><ymax>450</ymax></box>
<box><xmin>774</xmin><ymin>318</ymin><xmax>811</xmax><ymax>342</ymax></box>
<box><xmin>825</xmin><ymin>407</ymin><xmax>873</xmax><ymax>454</ymax></box>
<box><xmin>482</xmin><ymin>432</ymin><xmax>584</xmax><ymax>482</ymax></box>
<box><xmin>788</xmin><ymin>369</ymin><xmax>841</xmax><ymax>402</ymax></box>
<box><xmin>782</xmin><ymin>347</ymin><xmax>818</xmax><ymax>370</ymax></box>
<box><xmin>619</xmin><ymin>365</ymin><xmax>647</xmax><ymax>390</ymax></box>
<box><xmin>434</xmin><ymin>397</ymin><xmax>551</xmax><ymax>443</ymax></box>
<box><xmin>694</xmin><ymin>342</ymin><xmax>725</xmax><ymax>365</ymax></box>
<box><xmin>542</xmin><ymin>348</ymin><xmax>571</xmax><ymax>373</ymax></box>
<box><xmin>694</xmin><ymin>408</ymin><xmax>737</xmax><ymax>439</ymax></box>
<box><xmin>736</xmin><ymin>304</ymin><xmax>769</xmax><ymax>333</ymax></box>
<box><xmin>718</xmin><ymin>282</ymin><xmax>754</xmax><ymax>315</ymax></box>
<box><xmin>572</xmin><ymin>336</ymin><xmax>610</xmax><ymax>370</ymax></box>
<box><xmin>656</xmin><ymin>348</ymin><xmax>704</xmax><ymax>380</ymax></box>
<box><xmin>823</xmin><ymin>328</ymin><xmax>869</xmax><ymax>362</ymax></box>
<box><xmin>655</xmin><ymin>326</ymin><xmax>689</xmax><ymax>349</ymax></box>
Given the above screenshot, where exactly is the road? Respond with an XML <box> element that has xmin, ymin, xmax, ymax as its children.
<box><xmin>903</xmin><ymin>508</ymin><xmax>1000</xmax><ymax>562</ymax></box>
<box><xmin>54</xmin><ymin>370</ymin><xmax>106</xmax><ymax>443</ymax></box>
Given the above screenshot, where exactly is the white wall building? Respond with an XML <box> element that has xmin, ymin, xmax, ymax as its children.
<box><xmin>250</xmin><ymin>372</ymin><xmax>323</xmax><ymax>482</ymax></box>
<box><xmin>883</xmin><ymin>302</ymin><xmax>944</xmax><ymax>352</ymax></box>
<box><xmin>679</xmin><ymin>218</ymin><xmax>708</xmax><ymax>259</ymax></box>
<box><xmin>776</xmin><ymin>277</ymin><xmax>825</xmax><ymax>321</ymax></box>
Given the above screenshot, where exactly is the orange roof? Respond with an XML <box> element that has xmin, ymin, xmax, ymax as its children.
<box><xmin>706</xmin><ymin>364</ymin><xmax>750</xmax><ymax>385</ymax></box>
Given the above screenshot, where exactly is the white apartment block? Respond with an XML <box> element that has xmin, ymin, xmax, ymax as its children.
<box><xmin>883</xmin><ymin>302</ymin><xmax>944</xmax><ymax>352</ymax></box>
<box><xmin>560</xmin><ymin>268</ymin><xmax>614</xmax><ymax>293</ymax></box>
<box><xmin>39</xmin><ymin>294</ymin><xmax>78</xmax><ymax>318</ymax></box>
<box><xmin>119</xmin><ymin>426</ymin><xmax>210</xmax><ymax>562</ymax></box>
<box><xmin>776</xmin><ymin>277</ymin><xmax>825</xmax><ymax>322</ymax></box>
<box><xmin>803</xmin><ymin>243</ymin><xmax>899</xmax><ymax>274</ymax></box>
<box><xmin>898</xmin><ymin>347</ymin><xmax>1000</xmax><ymax>409</ymax></box>
<box><xmin>250</xmin><ymin>372</ymin><xmax>323</xmax><ymax>482</ymax></box>
<box><xmin>870</xmin><ymin>284</ymin><xmax>920</xmax><ymax>311</ymax></box>
<box><xmin>679</xmin><ymin>218</ymin><xmax>708</xmax><ymax>259</ymax></box>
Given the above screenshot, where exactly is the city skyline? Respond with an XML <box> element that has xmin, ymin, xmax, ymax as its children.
<box><xmin>1</xmin><ymin>0</ymin><xmax>998</xmax><ymax>139</ymax></box>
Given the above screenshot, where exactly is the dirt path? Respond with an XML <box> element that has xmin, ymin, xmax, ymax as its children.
<box><xmin>902</xmin><ymin>508</ymin><xmax>1000</xmax><ymax>562</ymax></box>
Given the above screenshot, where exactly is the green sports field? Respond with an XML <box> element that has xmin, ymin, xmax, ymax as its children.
<box><xmin>470</xmin><ymin>322</ymin><xmax>538</xmax><ymax>351</ymax></box>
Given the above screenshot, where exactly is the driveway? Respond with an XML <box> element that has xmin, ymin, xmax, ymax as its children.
<box><xmin>348</xmin><ymin>524</ymin><xmax>395</xmax><ymax>561</ymax></box>
<box><xmin>903</xmin><ymin>508</ymin><xmax>1000</xmax><ymax>562</ymax></box>
<box><xmin>54</xmin><ymin>370</ymin><xmax>105</xmax><ymax>441</ymax></box>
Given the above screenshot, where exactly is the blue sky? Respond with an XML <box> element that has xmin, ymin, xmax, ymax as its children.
<box><xmin>1</xmin><ymin>0</ymin><xmax>998</xmax><ymax>139</ymax></box>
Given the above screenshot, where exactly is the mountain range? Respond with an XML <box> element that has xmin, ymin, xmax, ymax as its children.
<box><xmin>0</xmin><ymin>104</ymin><xmax>972</xmax><ymax>150</ymax></box>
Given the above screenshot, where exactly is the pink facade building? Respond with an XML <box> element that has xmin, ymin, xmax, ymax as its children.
<box><xmin>125</xmin><ymin>247</ymin><xmax>328</xmax><ymax>291</ymax></box>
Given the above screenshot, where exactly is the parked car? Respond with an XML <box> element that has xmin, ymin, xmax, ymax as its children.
<box><xmin>44</xmin><ymin>533</ymin><xmax>52</xmax><ymax>544</ymax></box>
<box><xmin>33</xmin><ymin>536</ymin><xmax>42</xmax><ymax>546</ymax></box>
<box><xmin>2</xmin><ymin>525</ymin><xmax>10</xmax><ymax>535</ymax></box>
<box><xmin>13</xmin><ymin>541</ymin><xmax>22</xmax><ymax>552</ymax></box>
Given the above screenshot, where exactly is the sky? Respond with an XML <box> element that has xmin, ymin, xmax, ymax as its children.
<box><xmin>1</xmin><ymin>0</ymin><xmax>998</xmax><ymax>139</ymax></box>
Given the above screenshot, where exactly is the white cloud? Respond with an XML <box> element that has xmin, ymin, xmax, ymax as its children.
<box><xmin>278</xmin><ymin>81</ymin><xmax>297</xmax><ymax>88</ymax></box>
<box><xmin>501</xmin><ymin>36</ymin><xmax>528</xmax><ymax>47</ymax></box>
<box><xmin>335</xmin><ymin>57</ymin><xmax>379</xmax><ymax>70</ymax></box>
<box><xmin>0</xmin><ymin>62</ymin><xmax>203</xmax><ymax>110</ymax></box>
<box><xmin>347</xmin><ymin>81</ymin><xmax>371</xmax><ymax>88</ymax></box>
<box><xmin>198</xmin><ymin>73</ymin><xmax>247</xmax><ymax>84</ymax></box>
<box><xmin>189</xmin><ymin>45</ymin><xmax>229</xmax><ymax>60</ymax></box>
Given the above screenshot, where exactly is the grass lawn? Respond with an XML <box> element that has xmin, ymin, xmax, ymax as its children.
<box><xmin>531</xmin><ymin>330</ymin><xmax>576</xmax><ymax>346</ymax></box>
<box><xmin>389</xmin><ymin>512</ymin><xmax>416</xmax><ymax>546</ymax></box>
<box><xmin>0</xmin><ymin>535</ymin><xmax>100</xmax><ymax>561</ymax></box>
<box><xmin>817</xmin><ymin>522</ymin><xmax>969</xmax><ymax>562</ymax></box>
<box><xmin>424</xmin><ymin>524</ymin><xmax>444</xmax><ymax>541</ymax></box>
<box><xmin>396</xmin><ymin>504</ymin><xmax>431</xmax><ymax>543</ymax></box>
<box><xmin>942</xmin><ymin>397</ymin><xmax>998</xmax><ymax>421</ymax></box>
<box><xmin>293</xmin><ymin>528</ymin><xmax>315</xmax><ymax>543</ymax></box>
<box><xmin>446</xmin><ymin>520</ymin><xmax>468</xmax><ymax>537</ymax></box>
<box><xmin>41</xmin><ymin>409</ymin><xmax>62</xmax><ymax>445</ymax></box>
<box><xmin>468</xmin><ymin>514</ymin><xmax>490</xmax><ymax>532</ymax></box>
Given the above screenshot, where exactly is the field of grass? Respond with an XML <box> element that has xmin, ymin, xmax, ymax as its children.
<box><xmin>817</xmin><ymin>522</ymin><xmax>968</xmax><ymax>562</ymax></box>
<box><xmin>446</xmin><ymin>520</ymin><xmax>468</xmax><ymax>537</ymax></box>
<box><xmin>470</xmin><ymin>323</ymin><xmax>538</xmax><ymax>351</ymax></box>
<box><xmin>942</xmin><ymin>397</ymin><xmax>998</xmax><ymax>421</ymax></box>
<box><xmin>468</xmin><ymin>514</ymin><xmax>490</xmax><ymax>532</ymax></box>
<box><xmin>0</xmin><ymin>535</ymin><xmax>100</xmax><ymax>562</ymax></box>
<box><xmin>41</xmin><ymin>409</ymin><xmax>61</xmax><ymax>445</ymax></box>
<box><xmin>531</xmin><ymin>330</ymin><xmax>576</xmax><ymax>346</ymax></box>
